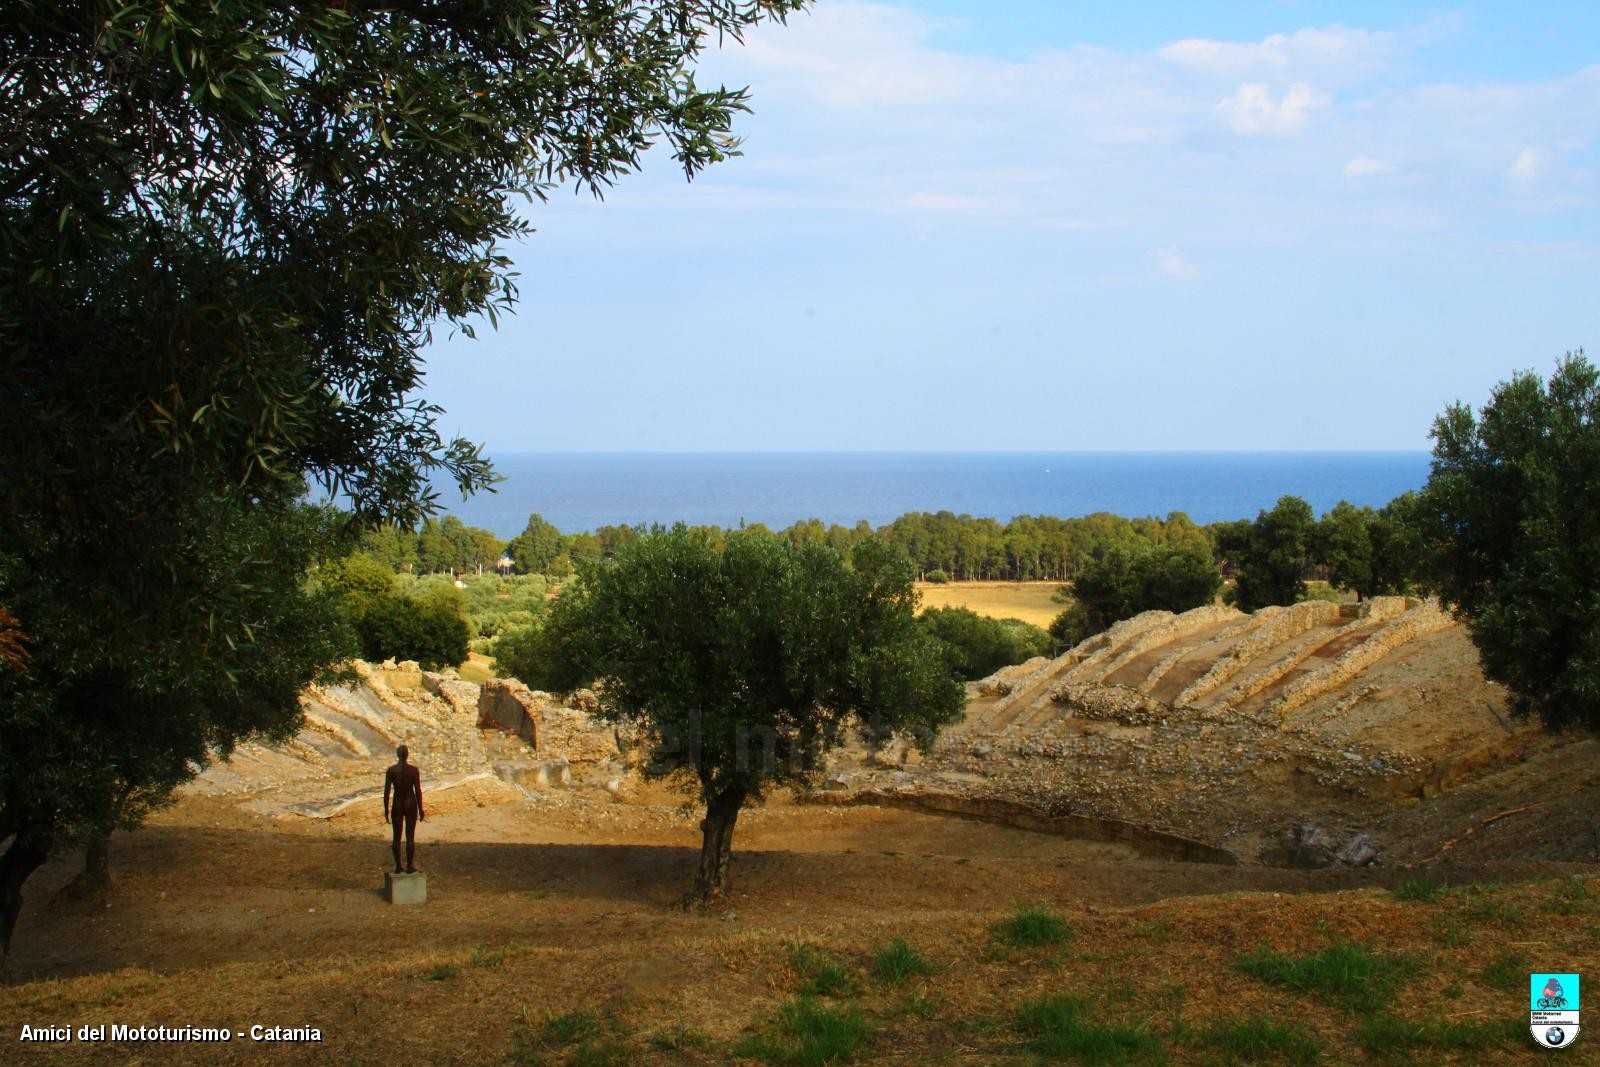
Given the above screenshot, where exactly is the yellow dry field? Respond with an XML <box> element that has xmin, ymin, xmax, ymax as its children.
<box><xmin>914</xmin><ymin>581</ymin><xmax>1066</xmax><ymax>628</ymax></box>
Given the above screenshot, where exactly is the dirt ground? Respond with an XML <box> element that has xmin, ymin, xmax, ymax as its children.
<box><xmin>5</xmin><ymin>616</ymin><xmax>1600</xmax><ymax>1065</ymax></box>
<box><xmin>3</xmin><ymin>778</ymin><xmax>1595</xmax><ymax>1065</ymax></box>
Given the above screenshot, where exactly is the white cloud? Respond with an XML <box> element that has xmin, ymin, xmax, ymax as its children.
<box><xmin>1508</xmin><ymin>146</ymin><xmax>1547</xmax><ymax>183</ymax></box>
<box><xmin>686</xmin><ymin>3</ymin><xmax>1600</xmax><ymax>245</ymax></box>
<box><xmin>1159</xmin><ymin>26</ymin><xmax>1403</xmax><ymax>85</ymax></box>
<box><xmin>1343</xmin><ymin>157</ymin><xmax>1392</xmax><ymax>177</ymax></box>
<box><xmin>1216</xmin><ymin>82</ymin><xmax>1330</xmax><ymax>136</ymax></box>
<box><xmin>738</xmin><ymin>2</ymin><xmax>975</xmax><ymax>108</ymax></box>
<box><xmin>1153</xmin><ymin>246</ymin><xmax>1200</xmax><ymax>278</ymax></box>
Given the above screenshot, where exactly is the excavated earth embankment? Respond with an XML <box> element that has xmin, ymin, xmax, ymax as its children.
<box><xmin>191</xmin><ymin>601</ymin><xmax>1600</xmax><ymax>877</ymax></box>
<box><xmin>823</xmin><ymin>598</ymin><xmax>1600</xmax><ymax>871</ymax></box>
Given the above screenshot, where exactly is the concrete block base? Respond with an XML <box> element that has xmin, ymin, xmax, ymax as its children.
<box><xmin>384</xmin><ymin>871</ymin><xmax>427</xmax><ymax>904</ymax></box>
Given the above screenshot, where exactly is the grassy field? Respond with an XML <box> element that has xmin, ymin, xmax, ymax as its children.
<box><xmin>914</xmin><ymin>581</ymin><xmax>1066</xmax><ymax>629</ymax></box>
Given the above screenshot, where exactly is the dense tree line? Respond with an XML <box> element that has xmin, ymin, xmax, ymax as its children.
<box><xmin>369</xmin><ymin>509</ymin><xmax>1225</xmax><ymax>584</ymax></box>
<box><xmin>369</xmin><ymin>499</ymin><xmax>1432</xmax><ymax>622</ymax></box>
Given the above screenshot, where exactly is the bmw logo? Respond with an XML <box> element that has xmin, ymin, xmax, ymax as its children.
<box><xmin>1546</xmin><ymin>1026</ymin><xmax>1566</xmax><ymax>1046</ymax></box>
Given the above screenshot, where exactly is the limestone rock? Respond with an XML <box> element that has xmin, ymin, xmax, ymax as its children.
<box><xmin>868</xmin><ymin>738</ymin><xmax>909</xmax><ymax>768</ymax></box>
<box><xmin>478</xmin><ymin>678</ymin><xmax>542</xmax><ymax>747</ymax></box>
<box><xmin>1287</xmin><ymin>823</ymin><xmax>1335</xmax><ymax>869</ymax></box>
<box><xmin>536</xmin><ymin>757</ymin><xmax>573</xmax><ymax>789</ymax></box>
<box><xmin>1337</xmin><ymin>833</ymin><xmax>1379</xmax><ymax>867</ymax></box>
<box><xmin>539</xmin><ymin>706</ymin><xmax>621</xmax><ymax>763</ymax></box>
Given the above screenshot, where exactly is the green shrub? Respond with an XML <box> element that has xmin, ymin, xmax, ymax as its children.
<box><xmin>1390</xmin><ymin>878</ymin><xmax>1448</xmax><ymax>903</ymax></box>
<box><xmin>993</xmin><ymin>906</ymin><xmax>1074</xmax><ymax>948</ymax></box>
<box><xmin>785</xmin><ymin>943</ymin><xmax>860</xmax><ymax>998</ymax></box>
<box><xmin>918</xmin><ymin>607</ymin><xmax>1052</xmax><ymax>681</ymax></box>
<box><xmin>1049</xmin><ymin>602</ymin><xmax>1099</xmax><ymax>649</ymax></box>
<box><xmin>319</xmin><ymin>552</ymin><xmax>397</xmax><ymax>603</ymax></box>
<box><xmin>352</xmin><ymin>594</ymin><xmax>469</xmax><ymax>670</ymax></box>
<box><xmin>1298</xmin><ymin>581</ymin><xmax>1345</xmax><ymax>605</ymax></box>
<box><xmin>925</xmin><ymin>569</ymin><xmax>951</xmax><ymax>583</ymax></box>
<box><xmin>736</xmin><ymin>997</ymin><xmax>867</xmax><ymax>1066</ymax></box>
<box><xmin>1234</xmin><ymin>942</ymin><xmax>1406</xmax><ymax>1015</ymax></box>
<box><xmin>871</xmin><ymin>940</ymin><xmax>937</xmax><ymax>987</ymax></box>
<box><xmin>1014</xmin><ymin>996</ymin><xmax>1165</xmax><ymax>1064</ymax></box>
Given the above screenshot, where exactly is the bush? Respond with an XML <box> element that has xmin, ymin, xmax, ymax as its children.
<box><xmin>319</xmin><ymin>552</ymin><xmax>397</xmax><ymax>604</ymax></box>
<box><xmin>924</xmin><ymin>569</ymin><xmax>951</xmax><ymax>583</ymax></box>
<box><xmin>918</xmin><ymin>607</ymin><xmax>1052</xmax><ymax>681</ymax></box>
<box><xmin>871</xmin><ymin>940</ymin><xmax>937</xmax><ymax>987</ymax></box>
<box><xmin>1014</xmin><ymin>996</ymin><xmax>1165</xmax><ymax>1063</ymax></box>
<box><xmin>352</xmin><ymin>594</ymin><xmax>469</xmax><ymax>670</ymax></box>
<box><xmin>1234</xmin><ymin>942</ymin><xmax>1406</xmax><ymax>1015</ymax></box>
<box><xmin>1073</xmin><ymin>542</ymin><xmax>1222</xmax><ymax>630</ymax></box>
<box><xmin>735</xmin><ymin>997</ymin><xmax>867</xmax><ymax>1066</ymax></box>
<box><xmin>1048</xmin><ymin>602</ymin><xmax>1098</xmax><ymax>649</ymax></box>
<box><xmin>993</xmin><ymin>906</ymin><xmax>1074</xmax><ymax>947</ymax></box>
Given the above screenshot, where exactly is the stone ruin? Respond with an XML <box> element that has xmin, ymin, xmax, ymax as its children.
<box><xmin>476</xmin><ymin>677</ymin><xmax>542</xmax><ymax>747</ymax></box>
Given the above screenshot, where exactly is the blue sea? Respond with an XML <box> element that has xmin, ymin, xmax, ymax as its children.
<box><xmin>440</xmin><ymin>452</ymin><xmax>1432</xmax><ymax>539</ymax></box>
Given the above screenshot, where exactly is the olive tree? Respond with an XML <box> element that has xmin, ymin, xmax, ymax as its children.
<box><xmin>1</xmin><ymin>0</ymin><xmax>804</xmax><ymax>952</ymax></box>
<box><xmin>507</xmin><ymin>530</ymin><xmax>964</xmax><ymax>903</ymax></box>
<box><xmin>1229</xmin><ymin>496</ymin><xmax>1316</xmax><ymax>611</ymax></box>
<box><xmin>1418</xmin><ymin>351</ymin><xmax>1600</xmax><ymax>731</ymax></box>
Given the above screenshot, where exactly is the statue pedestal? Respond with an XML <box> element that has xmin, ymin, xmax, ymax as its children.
<box><xmin>384</xmin><ymin>871</ymin><xmax>427</xmax><ymax>904</ymax></box>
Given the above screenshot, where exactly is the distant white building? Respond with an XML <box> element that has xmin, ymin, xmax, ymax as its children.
<box><xmin>497</xmin><ymin>555</ymin><xmax>513</xmax><ymax>576</ymax></box>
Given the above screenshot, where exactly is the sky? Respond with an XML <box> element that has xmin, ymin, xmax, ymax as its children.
<box><xmin>422</xmin><ymin>2</ymin><xmax>1600</xmax><ymax>452</ymax></box>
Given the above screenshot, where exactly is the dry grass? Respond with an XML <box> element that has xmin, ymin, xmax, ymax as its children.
<box><xmin>914</xmin><ymin>581</ymin><xmax>1066</xmax><ymax>628</ymax></box>
<box><xmin>458</xmin><ymin>652</ymin><xmax>496</xmax><ymax>684</ymax></box>
<box><xmin>7</xmin><ymin>870</ymin><xmax>1586</xmax><ymax>1064</ymax></box>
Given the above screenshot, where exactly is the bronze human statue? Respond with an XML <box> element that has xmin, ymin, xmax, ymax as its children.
<box><xmin>383</xmin><ymin>745</ymin><xmax>425</xmax><ymax>874</ymax></box>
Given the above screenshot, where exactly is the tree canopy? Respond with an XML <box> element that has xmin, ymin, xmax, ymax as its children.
<box><xmin>1417</xmin><ymin>351</ymin><xmax>1600</xmax><ymax>731</ymax></box>
<box><xmin>506</xmin><ymin>529</ymin><xmax>964</xmax><ymax>902</ymax></box>
<box><xmin>1227</xmin><ymin>496</ymin><xmax>1316</xmax><ymax>611</ymax></box>
<box><xmin>1067</xmin><ymin>542</ymin><xmax>1222</xmax><ymax>634</ymax></box>
<box><xmin>918</xmin><ymin>607</ymin><xmax>1052</xmax><ymax>681</ymax></box>
<box><xmin>0</xmin><ymin>0</ymin><xmax>804</xmax><ymax>952</ymax></box>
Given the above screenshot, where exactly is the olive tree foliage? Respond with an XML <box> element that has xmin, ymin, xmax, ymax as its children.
<box><xmin>1417</xmin><ymin>352</ymin><xmax>1600</xmax><ymax>731</ymax></box>
<box><xmin>0</xmin><ymin>0</ymin><xmax>804</xmax><ymax>951</ymax></box>
<box><xmin>917</xmin><ymin>607</ymin><xmax>1051</xmax><ymax>682</ymax></box>
<box><xmin>507</xmin><ymin>529</ymin><xmax>964</xmax><ymax>903</ymax></box>
<box><xmin>1066</xmin><ymin>543</ymin><xmax>1222</xmax><ymax>635</ymax></box>
<box><xmin>1226</xmin><ymin>496</ymin><xmax>1316</xmax><ymax>611</ymax></box>
<box><xmin>1314</xmin><ymin>501</ymin><xmax>1376</xmax><ymax>601</ymax></box>
<box><xmin>5</xmin><ymin>0</ymin><xmax>802</xmax><ymax>524</ymax></box>
<box><xmin>0</xmin><ymin>494</ymin><xmax>354</xmax><ymax>949</ymax></box>
<box><xmin>1315</xmin><ymin>498</ymin><xmax>1426</xmax><ymax>601</ymax></box>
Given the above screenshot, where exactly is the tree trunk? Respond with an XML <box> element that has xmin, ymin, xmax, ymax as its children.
<box><xmin>62</xmin><ymin>828</ymin><xmax>112</xmax><ymax>900</ymax></box>
<box><xmin>0</xmin><ymin>817</ymin><xmax>53</xmax><ymax>958</ymax></box>
<box><xmin>690</xmin><ymin>786</ymin><xmax>747</xmax><ymax>905</ymax></box>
